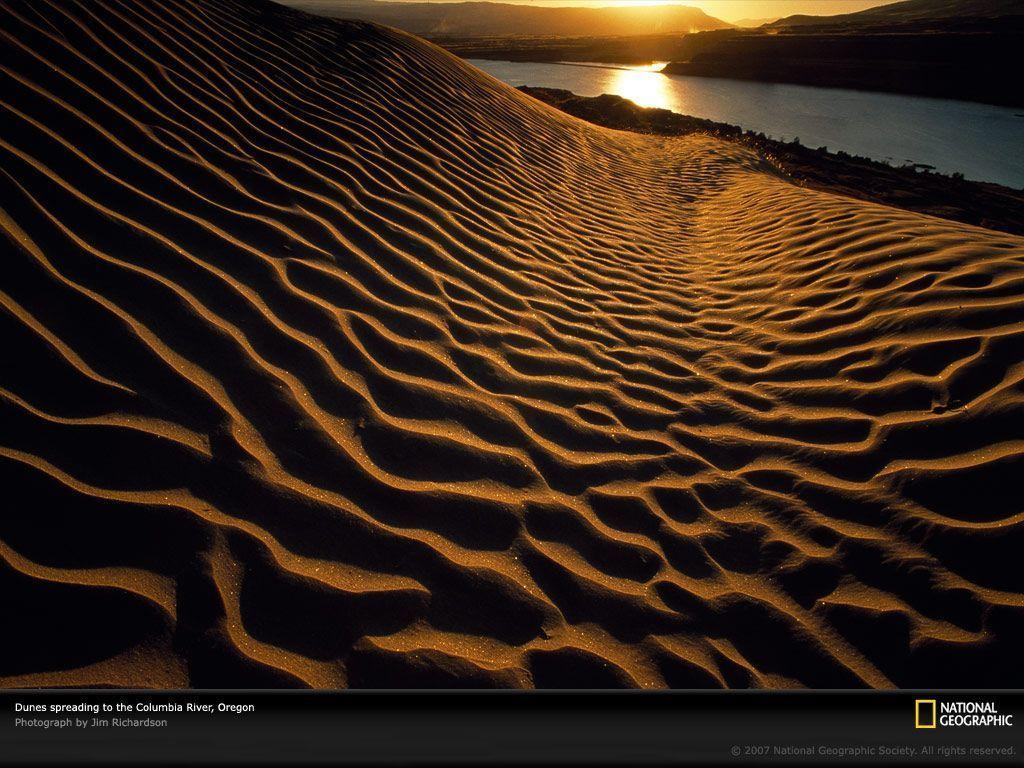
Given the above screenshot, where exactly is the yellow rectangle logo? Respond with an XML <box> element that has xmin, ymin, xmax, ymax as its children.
<box><xmin>915</xmin><ymin>699</ymin><xmax>937</xmax><ymax>729</ymax></box>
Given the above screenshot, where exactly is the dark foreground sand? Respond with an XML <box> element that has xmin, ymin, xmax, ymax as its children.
<box><xmin>1</xmin><ymin>0</ymin><xmax>1022</xmax><ymax>689</ymax></box>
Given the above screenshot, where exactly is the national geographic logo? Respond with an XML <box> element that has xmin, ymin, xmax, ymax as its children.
<box><xmin>915</xmin><ymin>700</ymin><xmax>937</xmax><ymax>729</ymax></box>
<box><xmin>915</xmin><ymin>699</ymin><xmax>1014</xmax><ymax>729</ymax></box>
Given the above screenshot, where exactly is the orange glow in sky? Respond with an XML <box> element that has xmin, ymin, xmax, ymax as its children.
<box><xmin>357</xmin><ymin>0</ymin><xmax>897</xmax><ymax>24</ymax></box>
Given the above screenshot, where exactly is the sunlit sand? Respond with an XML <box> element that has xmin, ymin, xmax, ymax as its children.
<box><xmin>1</xmin><ymin>0</ymin><xmax>1022</xmax><ymax>689</ymax></box>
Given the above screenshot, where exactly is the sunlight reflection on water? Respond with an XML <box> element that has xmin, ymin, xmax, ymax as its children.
<box><xmin>608</xmin><ymin>63</ymin><xmax>673</xmax><ymax>110</ymax></box>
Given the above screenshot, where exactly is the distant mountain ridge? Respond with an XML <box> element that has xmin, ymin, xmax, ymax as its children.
<box><xmin>768</xmin><ymin>0</ymin><xmax>1022</xmax><ymax>29</ymax></box>
<box><xmin>287</xmin><ymin>1</ymin><xmax>731</xmax><ymax>37</ymax></box>
<box><xmin>733</xmin><ymin>17</ymin><xmax>780</xmax><ymax>28</ymax></box>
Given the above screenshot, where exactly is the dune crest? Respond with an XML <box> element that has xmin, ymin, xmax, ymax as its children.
<box><xmin>1</xmin><ymin>0</ymin><xmax>1022</xmax><ymax>689</ymax></box>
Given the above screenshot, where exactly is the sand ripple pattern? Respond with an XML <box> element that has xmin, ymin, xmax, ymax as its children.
<box><xmin>1</xmin><ymin>0</ymin><xmax>1022</xmax><ymax>688</ymax></box>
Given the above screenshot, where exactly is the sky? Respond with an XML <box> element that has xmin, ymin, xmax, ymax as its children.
<box><xmin>296</xmin><ymin>1</ymin><xmax>898</xmax><ymax>24</ymax></box>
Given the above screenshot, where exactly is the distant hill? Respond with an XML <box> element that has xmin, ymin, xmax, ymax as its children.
<box><xmin>768</xmin><ymin>0</ymin><xmax>1022</xmax><ymax>30</ymax></box>
<box><xmin>287</xmin><ymin>1</ymin><xmax>731</xmax><ymax>37</ymax></box>
<box><xmin>732</xmin><ymin>17</ymin><xmax>780</xmax><ymax>28</ymax></box>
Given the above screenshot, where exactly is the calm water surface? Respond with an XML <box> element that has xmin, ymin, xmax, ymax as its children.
<box><xmin>469</xmin><ymin>59</ymin><xmax>1024</xmax><ymax>189</ymax></box>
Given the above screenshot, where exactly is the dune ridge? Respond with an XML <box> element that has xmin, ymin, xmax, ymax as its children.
<box><xmin>1</xmin><ymin>0</ymin><xmax>1022</xmax><ymax>689</ymax></box>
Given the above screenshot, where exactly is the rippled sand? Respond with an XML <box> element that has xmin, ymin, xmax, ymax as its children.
<box><xmin>1</xmin><ymin>0</ymin><xmax>1022</xmax><ymax>688</ymax></box>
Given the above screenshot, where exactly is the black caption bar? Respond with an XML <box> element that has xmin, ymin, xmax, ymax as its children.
<box><xmin>2</xmin><ymin>691</ymin><xmax>1022</xmax><ymax>765</ymax></box>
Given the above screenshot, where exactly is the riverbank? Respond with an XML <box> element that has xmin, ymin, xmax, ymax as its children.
<box><xmin>661</xmin><ymin>31</ymin><xmax>1023</xmax><ymax>108</ymax></box>
<box><xmin>437</xmin><ymin>32</ymin><xmax>715</xmax><ymax>67</ymax></box>
<box><xmin>521</xmin><ymin>87</ymin><xmax>1024</xmax><ymax>236</ymax></box>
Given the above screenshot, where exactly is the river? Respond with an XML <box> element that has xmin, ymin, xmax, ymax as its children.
<box><xmin>468</xmin><ymin>59</ymin><xmax>1024</xmax><ymax>189</ymax></box>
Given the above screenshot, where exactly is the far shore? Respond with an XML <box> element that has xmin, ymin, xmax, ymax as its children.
<box><xmin>440</xmin><ymin>28</ymin><xmax>1024</xmax><ymax>108</ymax></box>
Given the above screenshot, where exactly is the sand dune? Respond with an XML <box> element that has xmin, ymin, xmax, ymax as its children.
<box><xmin>1</xmin><ymin>0</ymin><xmax>1022</xmax><ymax>689</ymax></box>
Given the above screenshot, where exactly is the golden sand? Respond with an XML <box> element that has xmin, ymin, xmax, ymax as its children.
<box><xmin>0</xmin><ymin>0</ymin><xmax>1022</xmax><ymax>688</ymax></box>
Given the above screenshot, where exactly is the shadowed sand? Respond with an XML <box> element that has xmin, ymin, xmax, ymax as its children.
<box><xmin>1</xmin><ymin>0</ymin><xmax>1023</xmax><ymax>689</ymax></box>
